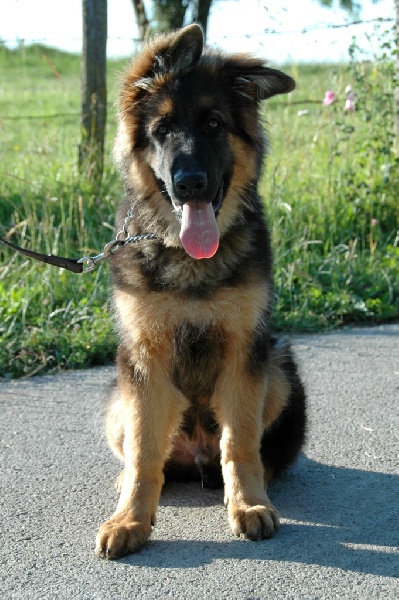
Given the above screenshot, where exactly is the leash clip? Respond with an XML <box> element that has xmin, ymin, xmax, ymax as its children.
<box><xmin>77</xmin><ymin>240</ymin><xmax>122</xmax><ymax>272</ymax></box>
<box><xmin>76</xmin><ymin>256</ymin><xmax>98</xmax><ymax>272</ymax></box>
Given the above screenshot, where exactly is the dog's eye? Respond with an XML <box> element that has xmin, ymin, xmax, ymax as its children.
<box><xmin>155</xmin><ymin>123</ymin><xmax>169</xmax><ymax>136</ymax></box>
<box><xmin>207</xmin><ymin>117</ymin><xmax>220</xmax><ymax>129</ymax></box>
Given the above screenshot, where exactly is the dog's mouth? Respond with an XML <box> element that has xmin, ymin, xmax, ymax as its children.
<box><xmin>172</xmin><ymin>183</ymin><xmax>224</xmax><ymax>260</ymax></box>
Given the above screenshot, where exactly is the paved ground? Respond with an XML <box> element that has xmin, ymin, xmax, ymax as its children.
<box><xmin>1</xmin><ymin>324</ymin><xmax>398</xmax><ymax>599</ymax></box>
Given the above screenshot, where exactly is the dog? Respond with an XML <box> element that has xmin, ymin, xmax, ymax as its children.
<box><xmin>96</xmin><ymin>23</ymin><xmax>306</xmax><ymax>559</ymax></box>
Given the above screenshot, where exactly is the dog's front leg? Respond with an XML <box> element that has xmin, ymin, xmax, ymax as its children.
<box><xmin>96</xmin><ymin>348</ymin><xmax>186</xmax><ymax>559</ymax></box>
<box><xmin>213</xmin><ymin>365</ymin><xmax>280</xmax><ymax>541</ymax></box>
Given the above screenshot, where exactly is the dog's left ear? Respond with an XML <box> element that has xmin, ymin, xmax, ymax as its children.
<box><xmin>167</xmin><ymin>24</ymin><xmax>204</xmax><ymax>75</ymax></box>
<box><xmin>233</xmin><ymin>62</ymin><xmax>295</xmax><ymax>101</ymax></box>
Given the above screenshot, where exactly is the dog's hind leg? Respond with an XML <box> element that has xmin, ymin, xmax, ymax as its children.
<box><xmin>261</xmin><ymin>338</ymin><xmax>306</xmax><ymax>482</ymax></box>
<box><xmin>96</xmin><ymin>345</ymin><xmax>187</xmax><ymax>559</ymax></box>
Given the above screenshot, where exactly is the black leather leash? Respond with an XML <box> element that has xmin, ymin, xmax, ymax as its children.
<box><xmin>0</xmin><ymin>231</ymin><xmax>158</xmax><ymax>274</ymax></box>
<box><xmin>0</xmin><ymin>236</ymin><xmax>84</xmax><ymax>273</ymax></box>
<box><xmin>1</xmin><ymin>209</ymin><xmax>158</xmax><ymax>274</ymax></box>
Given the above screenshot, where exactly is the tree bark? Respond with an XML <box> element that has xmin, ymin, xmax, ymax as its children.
<box><xmin>153</xmin><ymin>0</ymin><xmax>188</xmax><ymax>32</ymax></box>
<box><xmin>194</xmin><ymin>0</ymin><xmax>212</xmax><ymax>39</ymax></box>
<box><xmin>395</xmin><ymin>0</ymin><xmax>399</xmax><ymax>148</ymax></box>
<box><xmin>79</xmin><ymin>0</ymin><xmax>107</xmax><ymax>182</ymax></box>
<box><xmin>131</xmin><ymin>0</ymin><xmax>150</xmax><ymax>41</ymax></box>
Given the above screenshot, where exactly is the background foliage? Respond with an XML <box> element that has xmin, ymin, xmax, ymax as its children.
<box><xmin>0</xmin><ymin>28</ymin><xmax>398</xmax><ymax>378</ymax></box>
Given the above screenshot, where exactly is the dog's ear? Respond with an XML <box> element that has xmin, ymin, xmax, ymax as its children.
<box><xmin>131</xmin><ymin>24</ymin><xmax>204</xmax><ymax>91</ymax></box>
<box><xmin>166</xmin><ymin>24</ymin><xmax>204</xmax><ymax>75</ymax></box>
<box><xmin>231</xmin><ymin>59</ymin><xmax>295</xmax><ymax>101</ymax></box>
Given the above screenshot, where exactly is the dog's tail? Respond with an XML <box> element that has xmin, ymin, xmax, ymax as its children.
<box><xmin>261</xmin><ymin>338</ymin><xmax>307</xmax><ymax>480</ymax></box>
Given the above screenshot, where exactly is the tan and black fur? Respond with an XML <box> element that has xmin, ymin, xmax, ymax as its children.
<box><xmin>96</xmin><ymin>24</ymin><xmax>306</xmax><ymax>559</ymax></box>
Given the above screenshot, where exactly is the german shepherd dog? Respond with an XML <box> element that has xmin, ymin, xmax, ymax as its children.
<box><xmin>96</xmin><ymin>24</ymin><xmax>306</xmax><ymax>559</ymax></box>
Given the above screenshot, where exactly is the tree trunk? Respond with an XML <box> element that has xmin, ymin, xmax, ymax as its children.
<box><xmin>153</xmin><ymin>0</ymin><xmax>188</xmax><ymax>32</ymax></box>
<box><xmin>395</xmin><ymin>0</ymin><xmax>399</xmax><ymax>148</ymax></box>
<box><xmin>194</xmin><ymin>0</ymin><xmax>212</xmax><ymax>40</ymax></box>
<box><xmin>131</xmin><ymin>0</ymin><xmax>150</xmax><ymax>41</ymax></box>
<box><xmin>79</xmin><ymin>0</ymin><xmax>107</xmax><ymax>182</ymax></box>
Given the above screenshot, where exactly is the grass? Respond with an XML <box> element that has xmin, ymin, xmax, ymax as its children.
<box><xmin>0</xmin><ymin>38</ymin><xmax>398</xmax><ymax>378</ymax></box>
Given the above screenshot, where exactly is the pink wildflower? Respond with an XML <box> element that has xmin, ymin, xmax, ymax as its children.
<box><xmin>371</xmin><ymin>219</ymin><xmax>378</xmax><ymax>227</ymax></box>
<box><xmin>345</xmin><ymin>92</ymin><xmax>356</xmax><ymax>112</ymax></box>
<box><xmin>322</xmin><ymin>90</ymin><xmax>335</xmax><ymax>106</ymax></box>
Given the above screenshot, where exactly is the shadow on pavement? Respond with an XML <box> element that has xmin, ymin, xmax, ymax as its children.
<box><xmin>118</xmin><ymin>455</ymin><xmax>398</xmax><ymax>577</ymax></box>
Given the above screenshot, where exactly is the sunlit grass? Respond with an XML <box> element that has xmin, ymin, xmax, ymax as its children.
<box><xmin>0</xmin><ymin>43</ymin><xmax>398</xmax><ymax>377</ymax></box>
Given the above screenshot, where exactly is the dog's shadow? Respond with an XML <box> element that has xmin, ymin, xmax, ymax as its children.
<box><xmin>118</xmin><ymin>455</ymin><xmax>398</xmax><ymax>577</ymax></box>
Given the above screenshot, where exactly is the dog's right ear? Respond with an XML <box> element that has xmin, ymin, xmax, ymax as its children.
<box><xmin>120</xmin><ymin>25</ymin><xmax>204</xmax><ymax>146</ymax></box>
<box><xmin>166</xmin><ymin>24</ymin><xmax>204</xmax><ymax>76</ymax></box>
<box><xmin>131</xmin><ymin>24</ymin><xmax>204</xmax><ymax>92</ymax></box>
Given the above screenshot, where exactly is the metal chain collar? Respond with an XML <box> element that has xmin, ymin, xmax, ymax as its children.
<box><xmin>77</xmin><ymin>210</ymin><xmax>158</xmax><ymax>272</ymax></box>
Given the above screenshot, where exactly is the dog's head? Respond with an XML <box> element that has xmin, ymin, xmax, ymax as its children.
<box><xmin>115</xmin><ymin>24</ymin><xmax>294</xmax><ymax>259</ymax></box>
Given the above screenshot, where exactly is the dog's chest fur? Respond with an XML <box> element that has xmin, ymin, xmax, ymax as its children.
<box><xmin>113</xmin><ymin>267</ymin><xmax>270</xmax><ymax>389</ymax></box>
<box><xmin>172</xmin><ymin>322</ymin><xmax>225</xmax><ymax>402</ymax></box>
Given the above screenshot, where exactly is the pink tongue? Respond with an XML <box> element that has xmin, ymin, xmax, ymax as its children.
<box><xmin>180</xmin><ymin>202</ymin><xmax>220</xmax><ymax>259</ymax></box>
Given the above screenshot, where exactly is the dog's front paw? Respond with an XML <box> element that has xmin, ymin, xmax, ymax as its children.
<box><xmin>95</xmin><ymin>512</ymin><xmax>152</xmax><ymax>559</ymax></box>
<box><xmin>229</xmin><ymin>504</ymin><xmax>280</xmax><ymax>541</ymax></box>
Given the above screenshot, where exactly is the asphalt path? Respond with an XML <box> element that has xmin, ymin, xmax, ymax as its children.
<box><xmin>1</xmin><ymin>324</ymin><xmax>398</xmax><ymax>599</ymax></box>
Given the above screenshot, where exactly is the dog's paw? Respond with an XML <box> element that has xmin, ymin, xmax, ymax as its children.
<box><xmin>229</xmin><ymin>504</ymin><xmax>280</xmax><ymax>541</ymax></box>
<box><xmin>95</xmin><ymin>513</ymin><xmax>151</xmax><ymax>559</ymax></box>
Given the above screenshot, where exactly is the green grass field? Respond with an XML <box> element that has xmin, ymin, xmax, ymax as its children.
<box><xmin>0</xmin><ymin>39</ymin><xmax>398</xmax><ymax>378</ymax></box>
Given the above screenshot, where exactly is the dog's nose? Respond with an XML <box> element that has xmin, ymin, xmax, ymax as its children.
<box><xmin>173</xmin><ymin>170</ymin><xmax>208</xmax><ymax>198</ymax></box>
